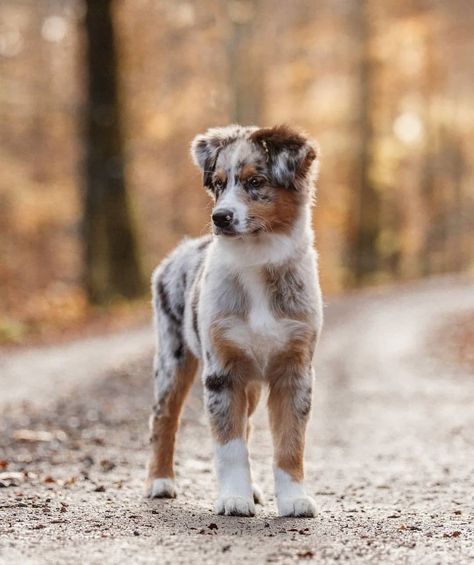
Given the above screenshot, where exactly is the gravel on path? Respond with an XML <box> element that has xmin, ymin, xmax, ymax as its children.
<box><xmin>1</xmin><ymin>276</ymin><xmax>473</xmax><ymax>564</ymax></box>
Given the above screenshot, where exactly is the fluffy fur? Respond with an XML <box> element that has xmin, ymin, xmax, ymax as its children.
<box><xmin>146</xmin><ymin>125</ymin><xmax>323</xmax><ymax>517</ymax></box>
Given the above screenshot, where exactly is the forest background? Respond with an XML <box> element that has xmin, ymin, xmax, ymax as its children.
<box><xmin>1</xmin><ymin>0</ymin><xmax>473</xmax><ymax>345</ymax></box>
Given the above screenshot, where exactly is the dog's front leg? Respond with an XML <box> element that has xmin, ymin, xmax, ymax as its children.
<box><xmin>267</xmin><ymin>361</ymin><xmax>316</xmax><ymax>518</ymax></box>
<box><xmin>204</xmin><ymin>368</ymin><xmax>255</xmax><ymax>517</ymax></box>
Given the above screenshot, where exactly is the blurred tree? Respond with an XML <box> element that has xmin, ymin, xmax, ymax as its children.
<box><xmin>2</xmin><ymin>0</ymin><xmax>474</xmax><ymax>342</ymax></box>
<box><xmin>226</xmin><ymin>0</ymin><xmax>263</xmax><ymax>125</ymax></box>
<box><xmin>352</xmin><ymin>0</ymin><xmax>383</xmax><ymax>283</ymax></box>
<box><xmin>83</xmin><ymin>0</ymin><xmax>143</xmax><ymax>304</ymax></box>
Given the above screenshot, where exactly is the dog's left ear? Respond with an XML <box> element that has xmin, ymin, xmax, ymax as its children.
<box><xmin>250</xmin><ymin>125</ymin><xmax>319</xmax><ymax>190</ymax></box>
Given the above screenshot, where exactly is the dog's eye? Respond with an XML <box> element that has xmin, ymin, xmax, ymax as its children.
<box><xmin>213</xmin><ymin>178</ymin><xmax>224</xmax><ymax>190</ymax></box>
<box><xmin>248</xmin><ymin>176</ymin><xmax>264</xmax><ymax>189</ymax></box>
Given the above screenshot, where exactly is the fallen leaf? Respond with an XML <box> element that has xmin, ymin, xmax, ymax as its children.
<box><xmin>297</xmin><ymin>549</ymin><xmax>314</xmax><ymax>559</ymax></box>
<box><xmin>0</xmin><ymin>471</ymin><xmax>25</xmax><ymax>487</ymax></box>
<box><xmin>13</xmin><ymin>429</ymin><xmax>67</xmax><ymax>442</ymax></box>
<box><xmin>100</xmin><ymin>459</ymin><xmax>115</xmax><ymax>472</ymax></box>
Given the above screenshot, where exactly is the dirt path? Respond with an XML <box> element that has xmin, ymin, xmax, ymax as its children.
<box><xmin>1</xmin><ymin>276</ymin><xmax>473</xmax><ymax>564</ymax></box>
<box><xmin>0</xmin><ymin>326</ymin><xmax>153</xmax><ymax>407</ymax></box>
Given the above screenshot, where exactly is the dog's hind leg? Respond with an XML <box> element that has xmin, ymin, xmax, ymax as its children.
<box><xmin>146</xmin><ymin>351</ymin><xmax>197</xmax><ymax>498</ymax></box>
<box><xmin>146</xmin><ymin>265</ymin><xmax>197</xmax><ymax>499</ymax></box>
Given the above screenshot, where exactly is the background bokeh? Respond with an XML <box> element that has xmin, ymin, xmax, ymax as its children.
<box><xmin>1</xmin><ymin>0</ymin><xmax>473</xmax><ymax>344</ymax></box>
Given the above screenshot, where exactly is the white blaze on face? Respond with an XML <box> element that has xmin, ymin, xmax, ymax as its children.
<box><xmin>214</xmin><ymin>185</ymin><xmax>248</xmax><ymax>231</ymax></box>
<box><xmin>213</xmin><ymin>139</ymin><xmax>255</xmax><ymax>232</ymax></box>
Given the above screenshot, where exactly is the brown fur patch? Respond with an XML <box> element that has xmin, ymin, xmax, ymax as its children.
<box><xmin>267</xmin><ymin>326</ymin><xmax>316</xmax><ymax>383</ymax></box>
<box><xmin>247</xmin><ymin>187</ymin><xmax>302</xmax><ymax>234</ymax></box>
<box><xmin>250</xmin><ymin>125</ymin><xmax>318</xmax><ymax>192</ymax></box>
<box><xmin>209</xmin><ymin>319</ymin><xmax>254</xmax><ymax>378</ymax></box>
<box><xmin>267</xmin><ymin>376</ymin><xmax>311</xmax><ymax>482</ymax></box>
<box><xmin>214</xmin><ymin>168</ymin><xmax>227</xmax><ymax>183</ymax></box>
<box><xmin>269</xmin><ymin>406</ymin><xmax>305</xmax><ymax>481</ymax></box>
<box><xmin>240</xmin><ymin>163</ymin><xmax>258</xmax><ymax>181</ymax></box>
<box><xmin>250</xmin><ymin>124</ymin><xmax>310</xmax><ymax>150</ymax></box>
<box><xmin>147</xmin><ymin>353</ymin><xmax>198</xmax><ymax>483</ymax></box>
<box><xmin>207</xmin><ymin>319</ymin><xmax>258</xmax><ymax>443</ymax></box>
<box><xmin>246</xmin><ymin>382</ymin><xmax>262</xmax><ymax>441</ymax></box>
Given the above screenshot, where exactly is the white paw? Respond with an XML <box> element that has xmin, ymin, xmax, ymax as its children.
<box><xmin>277</xmin><ymin>495</ymin><xmax>316</xmax><ymax>517</ymax></box>
<box><xmin>216</xmin><ymin>496</ymin><xmax>255</xmax><ymax>516</ymax></box>
<box><xmin>147</xmin><ymin>478</ymin><xmax>177</xmax><ymax>499</ymax></box>
<box><xmin>252</xmin><ymin>483</ymin><xmax>264</xmax><ymax>505</ymax></box>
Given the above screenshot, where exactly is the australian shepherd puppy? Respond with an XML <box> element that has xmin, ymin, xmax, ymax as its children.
<box><xmin>146</xmin><ymin>125</ymin><xmax>323</xmax><ymax>517</ymax></box>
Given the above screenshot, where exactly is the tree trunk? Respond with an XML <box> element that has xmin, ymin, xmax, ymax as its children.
<box><xmin>226</xmin><ymin>0</ymin><xmax>263</xmax><ymax>125</ymax></box>
<box><xmin>83</xmin><ymin>0</ymin><xmax>143</xmax><ymax>304</ymax></box>
<box><xmin>352</xmin><ymin>0</ymin><xmax>382</xmax><ymax>283</ymax></box>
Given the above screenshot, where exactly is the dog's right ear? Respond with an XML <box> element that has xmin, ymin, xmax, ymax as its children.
<box><xmin>190</xmin><ymin>131</ymin><xmax>222</xmax><ymax>188</ymax></box>
<box><xmin>190</xmin><ymin>125</ymin><xmax>251</xmax><ymax>189</ymax></box>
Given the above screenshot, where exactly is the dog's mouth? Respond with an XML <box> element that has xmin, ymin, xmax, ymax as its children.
<box><xmin>214</xmin><ymin>222</ymin><xmax>266</xmax><ymax>238</ymax></box>
<box><xmin>216</xmin><ymin>228</ymin><xmax>266</xmax><ymax>238</ymax></box>
<box><xmin>214</xmin><ymin>226</ymin><xmax>240</xmax><ymax>237</ymax></box>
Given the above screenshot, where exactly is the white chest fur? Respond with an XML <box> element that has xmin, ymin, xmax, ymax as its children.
<box><xmin>240</xmin><ymin>269</ymin><xmax>278</xmax><ymax>334</ymax></box>
<box><xmin>201</xmin><ymin>238</ymin><xmax>317</xmax><ymax>377</ymax></box>
<box><xmin>230</xmin><ymin>268</ymin><xmax>289</xmax><ymax>374</ymax></box>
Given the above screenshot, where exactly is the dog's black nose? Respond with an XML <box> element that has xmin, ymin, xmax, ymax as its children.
<box><xmin>212</xmin><ymin>209</ymin><xmax>234</xmax><ymax>228</ymax></box>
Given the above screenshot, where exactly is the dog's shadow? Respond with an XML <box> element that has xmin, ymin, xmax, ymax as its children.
<box><xmin>142</xmin><ymin>497</ymin><xmax>315</xmax><ymax>537</ymax></box>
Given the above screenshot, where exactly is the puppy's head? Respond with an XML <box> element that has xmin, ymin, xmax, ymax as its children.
<box><xmin>191</xmin><ymin>125</ymin><xmax>319</xmax><ymax>238</ymax></box>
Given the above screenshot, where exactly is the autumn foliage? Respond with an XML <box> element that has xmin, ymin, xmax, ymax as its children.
<box><xmin>0</xmin><ymin>0</ymin><xmax>473</xmax><ymax>344</ymax></box>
